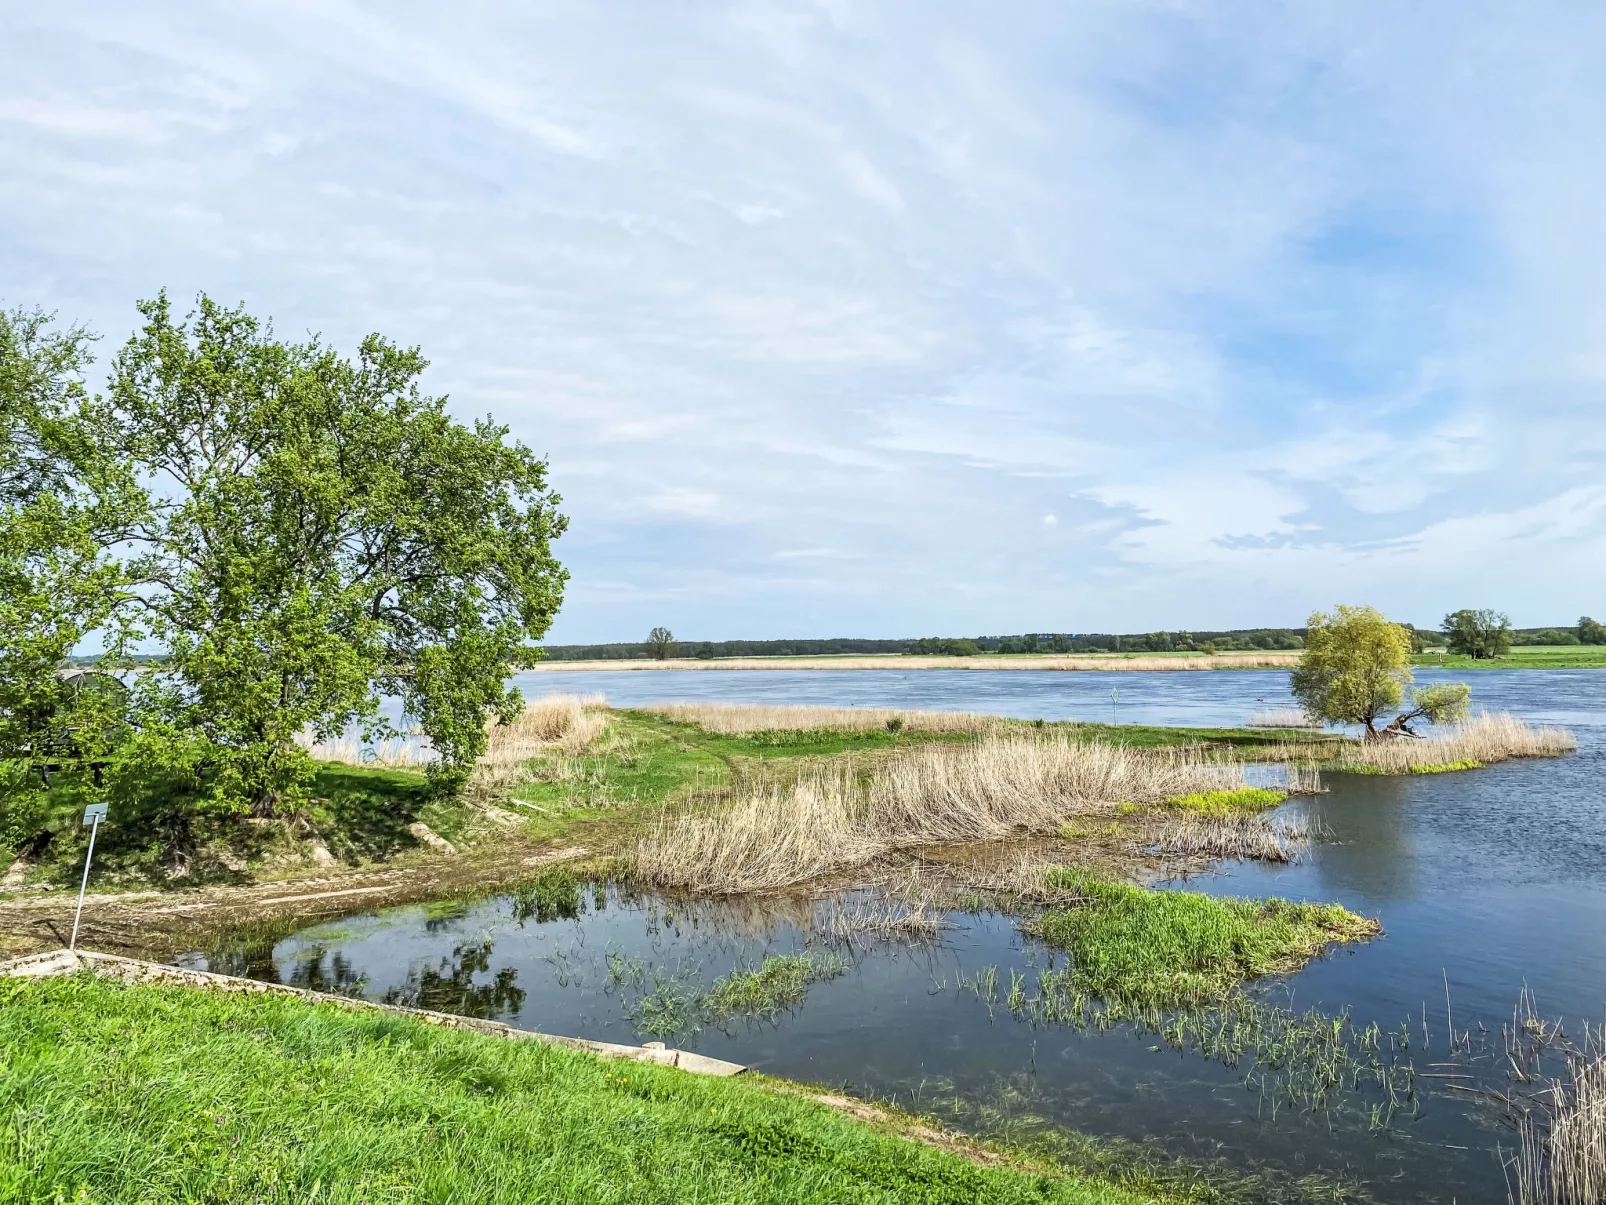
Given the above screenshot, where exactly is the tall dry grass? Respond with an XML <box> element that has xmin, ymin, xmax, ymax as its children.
<box><xmin>1338</xmin><ymin>712</ymin><xmax>1575</xmax><ymax>772</ymax></box>
<box><xmin>468</xmin><ymin>693</ymin><xmax>609</xmax><ymax>801</ymax></box>
<box><xmin>1247</xmin><ymin>712</ymin><xmax>1574</xmax><ymax>772</ymax></box>
<box><xmin>641</xmin><ymin>701</ymin><xmax>999</xmax><ymax>735</ymax></box>
<box><xmin>1516</xmin><ymin>1023</ymin><xmax>1606</xmax><ymax>1205</ymax></box>
<box><xmin>295</xmin><ymin>732</ymin><xmax>435</xmax><ymax>768</ymax></box>
<box><xmin>634</xmin><ymin>733</ymin><xmax>1246</xmax><ymax>893</ymax></box>
<box><xmin>1245</xmin><ymin>708</ymin><xmax>1320</xmax><ymax>729</ymax></box>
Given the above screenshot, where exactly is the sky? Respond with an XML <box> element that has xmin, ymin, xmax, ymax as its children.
<box><xmin>3</xmin><ymin>2</ymin><xmax>1605</xmax><ymax>643</ymax></box>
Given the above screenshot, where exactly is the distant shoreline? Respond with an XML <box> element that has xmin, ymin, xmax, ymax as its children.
<box><xmin>527</xmin><ymin>651</ymin><xmax>1300</xmax><ymax>673</ymax></box>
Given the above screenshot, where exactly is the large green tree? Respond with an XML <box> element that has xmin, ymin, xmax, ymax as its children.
<box><xmin>0</xmin><ymin>310</ymin><xmax>140</xmax><ymax>847</ymax></box>
<box><xmin>1441</xmin><ymin>608</ymin><xmax>1512</xmax><ymax>659</ymax></box>
<box><xmin>1291</xmin><ymin>605</ymin><xmax>1469</xmax><ymax>738</ymax></box>
<box><xmin>2</xmin><ymin>294</ymin><xmax>568</xmax><ymax>838</ymax></box>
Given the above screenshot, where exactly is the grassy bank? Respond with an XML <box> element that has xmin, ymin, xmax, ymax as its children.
<box><xmin>1413</xmin><ymin>645</ymin><xmax>1606</xmax><ymax>670</ymax></box>
<box><xmin>0</xmin><ymin>974</ymin><xmax>1174</xmax><ymax>1205</ymax></box>
<box><xmin>1025</xmin><ymin>871</ymin><xmax>1378</xmax><ymax>1009</ymax></box>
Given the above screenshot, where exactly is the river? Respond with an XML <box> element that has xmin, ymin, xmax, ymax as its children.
<box><xmin>189</xmin><ymin>668</ymin><xmax>1606</xmax><ymax>1203</ymax></box>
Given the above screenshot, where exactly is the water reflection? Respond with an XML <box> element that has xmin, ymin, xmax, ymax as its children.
<box><xmin>379</xmin><ymin>938</ymin><xmax>526</xmax><ymax>1019</ymax></box>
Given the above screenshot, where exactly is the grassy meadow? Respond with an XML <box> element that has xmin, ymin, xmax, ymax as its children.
<box><xmin>0</xmin><ymin>973</ymin><xmax>1179</xmax><ymax>1205</ymax></box>
<box><xmin>1413</xmin><ymin>644</ymin><xmax>1606</xmax><ymax>669</ymax></box>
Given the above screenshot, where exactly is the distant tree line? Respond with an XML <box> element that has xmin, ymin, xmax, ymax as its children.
<box><xmin>539</xmin><ymin>615</ymin><xmax>1603</xmax><ymax>662</ymax></box>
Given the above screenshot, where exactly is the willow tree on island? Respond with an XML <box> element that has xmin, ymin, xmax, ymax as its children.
<box><xmin>1291</xmin><ymin>605</ymin><xmax>1469</xmax><ymax>739</ymax></box>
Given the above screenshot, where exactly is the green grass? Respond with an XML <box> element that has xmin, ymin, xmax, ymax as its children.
<box><xmin>0</xmin><ymin>975</ymin><xmax>1172</xmax><ymax>1204</ymax></box>
<box><xmin>1027</xmin><ymin>871</ymin><xmax>1378</xmax><ymax>1009</ymax></box>
<box><xmin>703</xmin><ymin>953</ymin><xmax>848</xmax><ymax>1021</ymax></box>
<box><xmin>1412</xmin><ymin>644</ymin><xmax>1606</xmax><ymax>669</ymax></box>
<box><xmin>1336</xmin><ymin>758</ymin><xmax>1483</xmax><ymax>776</ymax></box>
<box><xmin>1161</xmin><ymin>787</ymin><xmax>1287</xmax><ymax>815</ymax></box>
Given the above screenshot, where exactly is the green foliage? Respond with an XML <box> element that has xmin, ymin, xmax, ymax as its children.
<box><xmin>1441</xmin><ymin>608</ymin><xmax>1512</xmax><ymax>659</ymax></box>
<box><xmin>1029</xmin><ymin>870</ymin><xmax>1377</xmax><ymax>1009</ymax></box>
<box><xmin>1289</xmin><ymin>606</ymin><xmax>1411</xmax><ymax>734</ymax></box>
<box><xmin>0</xmin><ymin>975</ymin><xmax>1164</xmax><ymax>1204</ymax></box>
<box><xmin>1163</xmin><ymin>787</ymin><xmax>1287</xmax><ymax>815</ymax></box>
<box><xmin>907</xmin><ymin>637</ymin><xmax>981</xmax><ymax>656</ymax></box>
<box><xmin>2</xmin><ymin>294</ymin><xmax>568</xmax><ymax>836</ymax></box>
<box><xmin>1579</xmin><ymin>616</ymin><xmax>1606</xmax><ymax>645</ymax></box>
<box><xmin>647</xmin><ymin>626</ymin><xmax>676</xmax><ymax>659</ymax></box>
<box><xmin>0</xmin><ymin>310</ymin><xmax>143</xmax><ymax>838</ymax></box>
<box><xmin>1293</xmin><ymin>607</ymin><xmax>1471</xmax><ymax>738</ymax></box>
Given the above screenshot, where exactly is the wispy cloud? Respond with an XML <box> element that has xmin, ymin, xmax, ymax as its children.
<box><xmin>3</xmin><ymin>1</ymin><xmax>1604</xmax><ymax>639</ymax></box>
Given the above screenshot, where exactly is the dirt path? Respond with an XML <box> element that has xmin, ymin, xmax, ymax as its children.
<box><xmin>0</xmin><ymin>842</ymin><xmax>589</xmax><ymax>960</ymax></box>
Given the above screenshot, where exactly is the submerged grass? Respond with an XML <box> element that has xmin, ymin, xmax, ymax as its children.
<box><xmin>703</xmin><ymin>953</ymin><xmax>849</xmax><ymax>1020</ymax></box>
<box><xmin>0</xmin><ymin>975</ymin><xmax>1176</xmax><ymax>1204</ymax></box>
<box><xmin>1025</xmin><ymin>870</ymin><xmax>1378</xmax><ymax>1009</ymax></box>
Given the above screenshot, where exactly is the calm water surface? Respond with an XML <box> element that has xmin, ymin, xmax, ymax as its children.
<box><xmin>196</xmin><ymin>669</ymin><xmax>1606</xmax><ymax>1204</ymax></box>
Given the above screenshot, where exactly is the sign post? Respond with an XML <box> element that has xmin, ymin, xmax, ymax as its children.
<box><xmin>69</xmin><ymin>802</ymin><xmax>107</xmax><ymax>952</ymax></box>
<box><xmin>1110</xmin><ymin>688</ymin><xmax>1120</xmax><ymax>726</ymax></box>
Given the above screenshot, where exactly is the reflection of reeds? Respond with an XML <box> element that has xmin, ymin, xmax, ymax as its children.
<box><xmin>639</xmin><ymin>701</ymin><xmax>998</xmax><ymax>735</ymax></box>
<box><xmin>1153</xmin><ymin>813</ymin><xmax>1313</xmax><ymax>864</ymax></box>
<box><xmin>634</xmin><ymin>735</ymin><xmax>1247</xmax><ymax>893</ymax></box>
<box><xmin>1516</xmin><ymin>1022</ymin><xmax>1606</xmax><ymax>1204</ymax></box>
<box><xmin>819</xmin><ymin>898</ymin><xmax>945</xmax><ymax>944</ymax></box>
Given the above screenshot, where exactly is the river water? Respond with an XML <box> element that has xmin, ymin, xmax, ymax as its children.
<box><xmin>190</xmin><ymin>668</ymin><xmax>1606</xmax><ymax>1204</ymax></box>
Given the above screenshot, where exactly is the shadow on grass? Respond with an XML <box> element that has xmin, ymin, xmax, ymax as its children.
<box><xmin>314</xmin><ymin>765</ymin><xmax>434</xmax><ymax>862</ymax></box>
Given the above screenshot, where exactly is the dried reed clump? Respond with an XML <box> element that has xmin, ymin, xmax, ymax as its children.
<box><xmin>295</xmin><ymin>732</ymin><xmax>435</xmax><ymax>768</ymax></box>
<box><xmin>468</xmin><ymin>693</ymin><xmax>609</xmax><ymax>801</ymax></box>
<box><xmin>1153</xmin><ymin>813</ymin><xmax>1313</xmax><ymax>864</ymax></box>
<box><xmin>1246</xmin><ymin>708</ymin><xmax>1321</xmax><ymax>729</ymax></box>
<box><xmin>633</xmin><ymin>734</ymin><xmax>1246</xmax><ymax>893</ymax></box>
<box><xmin>639</xmin><ymin>701</ymin><xmax>999</xmax><ymax>735</ymax></box>
<box><xmin>1338</xmin><ymin>712</ymin><xmax>1576</xmax><ymax>773</ymax></box>
<box><xmin>1516</xmin><ymin>1023</ymin><xmax>1606</xmax><ymax>1205</ymax></box>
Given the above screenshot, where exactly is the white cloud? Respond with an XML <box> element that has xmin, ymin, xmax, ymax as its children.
<box><xmin>3</xmin><ymin>0</ymin><xmax>1604</xmax><ymax>639</ymax></box>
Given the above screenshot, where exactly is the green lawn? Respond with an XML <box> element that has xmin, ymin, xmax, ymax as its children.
<box><xmin>0</xmin><ymin>974</ymin><xmax>1172</xmax><ymax>1205</ymax></box>
<box><xmin>1413</xmin><ymin>645</ymin><xmax>1606</xmax><ymax>669</ymax></box>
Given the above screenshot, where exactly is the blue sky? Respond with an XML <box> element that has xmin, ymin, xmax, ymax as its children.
<box><xmin>4</xmin><ymin>2</ymin><xmax>1604</xmax><ymax>642</ymax></box>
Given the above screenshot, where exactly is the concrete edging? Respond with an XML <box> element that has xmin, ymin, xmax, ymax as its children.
<box><xmin>0</xmin><ymin>948</ymin><xmax>746</xmax><ymax>1078</ymax></box>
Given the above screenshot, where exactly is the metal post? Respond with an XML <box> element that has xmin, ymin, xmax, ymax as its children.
<box><xmin>69</xmin><ymin>802</ymin><xmax>106</xmax><ymax>952</ymax></box>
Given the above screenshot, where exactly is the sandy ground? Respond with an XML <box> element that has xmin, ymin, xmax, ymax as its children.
<box><xmin>0</xmin><ymin>840</ymin><xmax>589</xmax><ymax>961</ymax></box>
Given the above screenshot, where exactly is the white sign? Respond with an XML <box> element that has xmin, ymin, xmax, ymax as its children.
<box><xmin>82</xmin><ymin>802</ymin><xmax>108</xmax><ymax>825</ymax></box>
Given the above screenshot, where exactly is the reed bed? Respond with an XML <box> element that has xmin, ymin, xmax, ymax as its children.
<box><xmin>639</xmin><ymin>701</ymin><xmax>999</xmax><ymax>735</ymax></box>
<box><xmin>634</xmin><ymin>734</ymin><xmax>1246</xmax><ymax>893</ymax></box>
<box><xmin>295</xmin><ymin>733</ymin><xmax>435</xmax><ymax>767</ymax></box>
<box><xmin>1516</xmin><ymin>1023</ymin><xmax>1606</xmax><ymax>1205</ymax></box>
<box><xmin>1245</xmin><ymin>708</ymin><xmax>1321</xmax><ymax>729</ymax></box>
<box><xmin>469</xmin><ymin>693</ymin><xmax>609</xmax><ymax>801</ymax></box>
<box><xmin>1338</xmin><ymin>712</ymin><xmax>1575</xmax><ymax>773</ymax></box>
<box><xmin>1246</xmin><ymin>712</ymin><xmax>1575</xmax><ymax>773</ymax></box>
